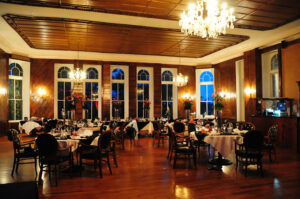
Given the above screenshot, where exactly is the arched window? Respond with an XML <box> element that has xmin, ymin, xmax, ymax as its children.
<box><xmin>161</xmin><ymin>69</ymin><xmax>177</xmax><ymax>119</ymax></box>
<box><xmin>8</xmin><ymin>63</ymin><xmax>23</xmax><ymax>120</ymax></box>
<box><xmin>84</xmin><ymin>66</ymin><xmax>101</xmax><ymax>120</ymax></box>
<box><xmin>58</xmin><ymin>67</ymin><xmax>70</xmax><ymax>79</ymax></box>
<box><xmin>162</xmin><ymin>70</ymin><xmax>173</xmax><ymax>82</ymax></box>
<box><xmin>200</xmin><ymin>71</ymin><xmax>214</xmax><ymax>82</ymax></box>
<box><xmin>9</xmin><ymin>63</ymin><xmax>23</xmax><ymax>76</ymax></box>
<box><xmin>196</xmin><ymin>69</ymin><xmax>214</xmax><ymax>117</ymax></box>
<box><xmin>55</xmin><ymin>65</ymin><xmax>72</xmax><ymax>119</ymax></box>
<box><xmin>112</xmin><ymin>68</ymin><xmax>124</xmax><ymax>80</ymax></box>
<box><xmin>86</xmin><ymin>67</ymin><xmax>99</xmax><ymax>79</ymax></box>
<box><xmin>271</xmin><ymin>54</ymin><xmax>278</xmax><ymax>70</ymax></box>
<box><xmin>137</xmin><ymin>68</ymin><xmax>153</xmax><ymax>118</ymax></box>
<box><xmin>138</xmin><ymin>69</ymin><xmax>150</xmax><ymax>81</ymax></box>
<box><xmin>111</xmin><ymin>66</ymin><xmax>128</xmax><ymax>119</ymax></box>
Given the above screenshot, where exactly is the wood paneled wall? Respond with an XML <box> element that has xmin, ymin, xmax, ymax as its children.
<box><xmin>28</xmin><ymin>59</ymin><xmax>196</xmax><ymax>120</ymax></box>
<box><xmin>214</xmin><ymin>58</ymin><xmax>239</xmax><ymax>120</ymax></box>
<box><xmin>0</xmin><ymin>49</ymin><xmax>9</xmax><ymax>136</ymax></box>
<box><xmin>244</xmin><ymin>49</ymin><xmax>261</xmax><ymax>120</ymax></box>
<box><xmin>30</xmin><ymin>59</ymin><xmax>55</xmax><ymax>118</ymax></box>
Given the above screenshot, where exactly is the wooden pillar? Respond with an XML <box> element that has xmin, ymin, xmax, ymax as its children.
<box><xmin>297</xmin><ymin>81</ymin><xmax>300</xmax><ymax>117</ymax></box>
<box><xmin>0</xmin><ymin>49</ymin><xmax>9</xmax><ymax>136</ymax></box>
<box><xmin>102</xmin><ymin>63</ymin><xmax>111</xmax><ymax>120</ymax></box>
<box><xmin>244</xmin><ymin>49</ymin><xmax>261</xmax><ymax>120</ymax></box>
<box><xmin>129</xmin><ymin>64</ymin><xmax>137</xmax><ymax>118</ymax></box>
<box><xmin>153</xmin><ymin>65</ymin><xmax>162</xmax><ymax>118</ymax></box>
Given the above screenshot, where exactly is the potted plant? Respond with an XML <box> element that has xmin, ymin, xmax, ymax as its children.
<box><xmin>183</xmin><ymin>97</ymin><xmax>193</xmax><ymax>120</ymax></box>
<box><xmin>212</xmin><ymin>92</ymin><xmax>225</xmax><ymax>128</ymax></box>
<box><xmin>144</xmin><ymin>99</ymin><xmax>151</xmax><ymax>118</ymax></box>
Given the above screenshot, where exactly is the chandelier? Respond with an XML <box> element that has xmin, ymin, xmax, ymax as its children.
<box><xmin>174</xmin><ymin>73</ymin><xmax>188</xmax><ymax>87</ymax></box>
<box><xmin>69</xmin><ymin>67</ymin><xmax>86</xmax><ymax>81</ymax></box>
<box><xmin>179</xmin><ymin>0</ymin><xmax>235</xmax><ymax>39</ymax></box>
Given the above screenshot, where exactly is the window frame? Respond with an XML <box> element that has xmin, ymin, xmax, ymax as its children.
<box><xmin>136</xmin><ymin>67</ymin><xmax>153</xmax><ymax>119</ymax></box>
<box><xmin>110</xmin><ymin>65</ymin><xmax>129</xmax><ymax>120</ymax></box>
<box><xmin>83</xmin><ymin>64</ymin><xmax>102</xmax><ymax>120</ymax></box>
<box><xmin>196</xmin><ymin>68</ymin><xmax>215</xmax><ymax>118</ymax></box>
<box><xmin>54</xmin><ymin>63</ymin><xmax>74</xmax><ymax>119</ymax></box>
<box><xmin>8</xmin><ymin>59</ymin><xmax>30</xmax><ymax>123</ymax></box>
<box><xmin>161</xmin><ymin>68</ymin><xmax>177</xmax><ymax>119</ymax></box>
<box><xmin>262</xmin><ymin>50</ymin><xmax>279</xmax><ymax>98</ymax></box>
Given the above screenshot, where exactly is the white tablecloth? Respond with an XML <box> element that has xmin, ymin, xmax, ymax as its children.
<box><xmin>20</xmin><ymin>121</ymin><xmax>41</xmax><ymax>135</ymax></box>
<box><xmin>91</xmin><ymin>136</ymin><xmax>100</xmax><ymax>146</ymax></box>
<box><xmin>204</xmin><ymin>135</ymin><xmax>243</xmax><ymax>158</ymax></box>
<box><xmin>77</xmin><ymin>127</ymin><xmax>100</xmax><ymax>136</ymax></box>
<box><xmin>140</xmin><ymin>121</ymin><xmax>154</xmax><ymax>135</ymax></box>
<box><xmin>57</xmin><ymin>139</ymin><xmax>80</xmax><ymax>152</ymax></box>
<box><xmin>125</xmin><ymin>120</ymin><xmax>139</xmax><ymax>139</ymax></box>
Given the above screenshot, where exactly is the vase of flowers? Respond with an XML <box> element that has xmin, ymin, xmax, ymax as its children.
<box><xmin>82</xmin><ymin>96</ymin><xmax>90</xmax><ymax>119</ymax></box>
<box><xmin>183</xmin><ymin>98</ymin><xmax>192</xmax><ymax>120</ymax></box>
<box><xmin>212</xmin><ymin>92</ymin><xmax>224</xmax><ymax>128</ymax></box>
<box><xmin>113</xmin><ymin>101</ymin><xmax>122</xmax><ymax>120</ymax></box>
<box><xmin>144</xmin><ymin>99</ymin><xmax>151</xmax><ymax>119</ymax></box>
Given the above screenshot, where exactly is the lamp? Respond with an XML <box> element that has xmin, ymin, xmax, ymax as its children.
<box><xmin>179</xmin><ymin>0</ymin><xmax>235</xmax><ymax>39</ymax></box>
<box><xmin>175</xmin><ymin>73</ymin><xmax>188</xmax><ymax>87</ymax></box>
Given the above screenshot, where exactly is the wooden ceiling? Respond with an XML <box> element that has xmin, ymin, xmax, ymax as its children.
<box><xmin>1</xmin><ymin>0</ymin><xmax>300</xmax><ymax>30</ymax></box>
<box><xmin>3</xmin><ymin>14</ymin><xmax>248</xmax><ymax>58</ymax></box>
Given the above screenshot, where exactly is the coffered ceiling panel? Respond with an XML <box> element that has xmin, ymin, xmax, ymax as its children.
<box><xmin>3</xmin><ymin>14</ymin><xmax>248</xmax><ymax>58</ymax></box>
<box><xmin>1</xmin><ymin>0</ymin><xmax>300</xmax><ymax>30</ymax></box>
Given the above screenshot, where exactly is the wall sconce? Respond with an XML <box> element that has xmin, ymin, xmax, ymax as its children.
<box><xmin>245</xmin><ymin>88</ymin><xmax>256</xmax><ymax>96</ymax></box>
<box><xmin>37</xmin><ymin>88</ymin><xmax>47</xmax><ymax>97</ymax></box>
<box><xmin>0</xmin><ymin>88</ymin><xmax>7</xmax><ymax>95</ymax></box>
<box><xmin>182</xmin><ymin>93</ymin><xmax>194</xmax><ymax>100</ymax></box>
<box><xmin>220</xmin><ymin>91</ymin><xmax>236</xmax><ymax>99</ymax></box>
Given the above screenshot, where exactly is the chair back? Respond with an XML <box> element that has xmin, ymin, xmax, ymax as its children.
<box><xmin>126</xmin><ymin>126</ymin><xmax>136</xmax><ymax>139</ymax></box>
<box><xmin>8</xmin><ymin>129</ymin><xmax>21</xmax><ymax>150</ymax></box>
<box><xmin>188</xmin><ymin>123</ymin><xmax>196</xmax><ymax>133</ymax></box>
<box><xmin>36</xmin><ymin>134</ymin><xmax>58</xmax><ymax>157</ymax></box>
<box><xmin>173</xmin><ymin>122</ymin><xmax>185</xmax><ymax>133</ymax></box>
<box><xmin>268</xmin><ymin>124</ymin><xmax>278</xmax><ymax>141</ymax></box>
<box><xmin>98</xmin><ymin>131</ymin><xmax>112</xmax><ymax>151</ymax></box>
<box><xmin>242</xmin><ymin>122</ymin><xmax>255</xmax><ymax>131</ymax></box>
<box><xmin>152</xmin><ymin>121</ymin><xmax>160</xmax><ymax>131</ymax></box>
<box><xmin>243</xmin><ymin>130</ymin><xmax>264</xmax><ymax>149</ymax></box>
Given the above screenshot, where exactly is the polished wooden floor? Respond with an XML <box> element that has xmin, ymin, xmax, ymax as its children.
<box><xmin>1</xmin><ymin>136</ymin><xmax>300</xmax><ymax>199</ymax></box>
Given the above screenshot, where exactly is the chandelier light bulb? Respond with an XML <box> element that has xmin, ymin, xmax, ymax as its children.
<box><xmin>179</xmin><ymin>0</ymin><xmax>236</xmax><ymax>39</ymax></box>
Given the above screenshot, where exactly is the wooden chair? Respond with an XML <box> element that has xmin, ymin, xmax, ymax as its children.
<box><xmin>264</xmin><ymin>124</ymin><xmax>278</xmax><ymax>162</ymax></box>
<box><xmin>235</xmin><ymin>130</ymin><xmax>264</xmax><ymax>176</ymax></box>
<box><xmin>80</xmin><ymin>131</ymin><xmax>112</xmax><ymax>178</ymax></box>
<box><xmin>36</xmin><ymin>134</ymin><xmax>73</xmax><ymax>186</ymax></box>
<box><xmin>242</xmin><ymin>122</ymin><xmax>256</xmax><ymax>131</ymax></box>
<box><xmin>152</xmin><ymin>121</ymin><xmax>165</xmax><ymax>147</ymax></box>
<box><xmin>171</xmin><ymin>128</ymin><xmax>197</xmax><ymax>169</ymax></box>
<box><xmin>7</xmin><ymin>129</ymin><xmax>38</xmax><ymax>177</ymax></box>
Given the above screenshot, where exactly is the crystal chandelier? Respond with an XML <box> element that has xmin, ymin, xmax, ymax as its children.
<box><xmin>174</xmin><ymin>73</ymin><xmax>188</xmax><ymax>87</ymax></box>
<box><xmin>69</xmin><ymin>67</ymin><xmax>86</xmax><ymax>81</ymax></box>
<box><xmin>179</xmin><ymin>0</ymin><xmax>235</xmax><ymax>39</ymax></box>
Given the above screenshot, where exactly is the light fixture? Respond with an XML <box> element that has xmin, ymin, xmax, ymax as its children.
<box><xmin>0</xmin><ymin>88</ymin><xmax>7</xmax><ymax>95</ymax></box>
<box><xmin>37</xmin><ymin>87</ymin><xmax>46</xmax><ymax>97</ymax></box>
<box><xmin>179</xmin><ymin>0</ymin><xmax>235</xmax><ymax>39</ymax></box>
<box><xmin>69</xmin><ymin>67</ymin><xmax>86</xmax><ymax>81</ymax></box>
<box><xmin>174</xmin><ymin>73</ymin><xmax>188</xmax><ymax>87</ymax></box>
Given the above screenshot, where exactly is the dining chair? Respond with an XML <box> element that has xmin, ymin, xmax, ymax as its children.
<box><xmin>7</xmin><ymin>129</ymin><xmax>38</xmax><ymax>177</ymax></box>
<box><xmin>36</xmin><ymin>134</ymin><xmax>73</xmax><ymax>186</ymax></box>
<box><xmin>152</xmin><ymin>121</ymin><xmax>165</xmax><ymax>147</ymax></box>
<box><xmin>242</xmin><ymin>122</ymin><xmax>256</xmax><ymax>131</ymax></box>
<box><xmin>235</xmin><ymin>130</ymin><xmax>264</xmax><ymax>176</ymax></box>
<box><xmin>264</xmin><ymin>124</ymin><xmax>278</xmax><ymax>162</ymax></box>
<box><xmin>80</xmin><ymin>131</ymin><xmax>112</xmax><ymax>178</ymax></box>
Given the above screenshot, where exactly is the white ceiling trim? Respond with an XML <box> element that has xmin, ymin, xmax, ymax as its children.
<box><xmin>0</xmin><ymin>3</ymin><xmax>299</xmax><ymax>66</ymax></box>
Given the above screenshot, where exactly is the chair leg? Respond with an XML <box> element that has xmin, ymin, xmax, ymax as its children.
<box><xmin>80</xmin><ymin>156</ymin><xmax>83</xmax><ymax>176</ymax></box>
<box><xmin>113</xmin><ymin>151</ymin><xmax>118</xmax><ymax>168</ymax></box>
<box><xmin>11</xmin><ymin>157</ymin><xmax>16</xmax><ymax>176</ymax></box>
<box><xmin>34</xmin><ymin>157</ymin><xmax>37</xmax><ymax>176</ymax></box>
<box><xmin>99</xmin><ymin>157</ymin><xmax>103</xmax><ymax>178</ymax></box>
<box><xmin>38</xmin><ymin>163</ymin><xmax>44</xmax><ymax>185</ymax></box>
<box><xmin>193</xmin><ymin>152</ymin><xmax>197</xmax><ymax>168</ymax></box>
<box><xmin>15</xmin><ymin>158</ymin><xmax>19</xmax><ymax>173</ymax></box>
<box><xmin>54</xmin><ymin>163</ymin><xmax>58</xmax><ymax>186</ymax></box>
<box><xmin>107</xmin><ymin>154</ymin><xmax>112</xmax><ymax>175</ymax></box>
<box><xmin>173</xmin><ymin>153</ymin><xmax>177</xmax><ymax>169</ymax></box>
<box><xmin>48</xmin><ymin>164</ymin><xmax>52</xmax><ymax>184</ymax></box>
